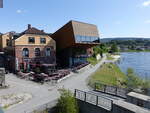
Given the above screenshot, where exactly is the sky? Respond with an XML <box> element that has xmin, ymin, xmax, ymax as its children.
<box><xmin>0</xmin><ymin>0</ymin><xmax>150</xmax><ymax>38</ymax></box>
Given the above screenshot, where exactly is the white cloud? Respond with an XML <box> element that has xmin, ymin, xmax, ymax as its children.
<box><xmin>16</xmin><ymin>9</ymin><xmax>27</xmax><ymax>14</ymax></box>
<box><xmin>142</xmin><ymin>0</ymin><xmax>150</xmax><ymax>7</ymax></box>
<box><xmin>16</xmin><ymin>9</ymin><xmax>23</xmax><ymax>13</ymax></box>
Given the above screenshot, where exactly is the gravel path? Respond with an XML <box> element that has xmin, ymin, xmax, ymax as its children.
<box><xmin>1</xmin><ymin>55</ymin><xmax>106</xmax><ymax>113</ymax></box>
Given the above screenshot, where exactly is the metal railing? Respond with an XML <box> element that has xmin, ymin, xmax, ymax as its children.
<box><xmin>74</xmin><ymin>89</ymin><xmax>113</xmax><ymax>111</ymax></box>
<box><xmin>94</xmin><ymin>82</ymin><xmax>127</xmax><ymax>99</ymax></box>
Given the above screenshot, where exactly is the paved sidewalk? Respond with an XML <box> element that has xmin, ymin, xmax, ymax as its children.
<box><xmin>1</xmin><ymin>55</ymin><xmax>106</xmax><ymax>113</ymax></box>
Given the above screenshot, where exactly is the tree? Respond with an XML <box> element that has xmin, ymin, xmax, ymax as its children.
<box><xmin>56</xmin><ymin>89</ymin><xmax>78</xmax><ymax>113</ymax></box>
<box><xmin>93</xmin><ymin>46</ymin><xmax>101</xmax><ymax>57</ymax></box>
<box><xmin>110</xmin><ymin>43</ymin><xmax>118</xmax><ymax>53</ymax></box>
<box><xmin>93</xmin><ymin>44</ymin><xmax>108</xmax><ymax>58</ymax></box>
<box><xmin>126</xmin><ymin>68</ymin><xmax>143</xmax><ymax>90</ymax></box>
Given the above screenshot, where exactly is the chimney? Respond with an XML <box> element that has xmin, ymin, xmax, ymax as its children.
<box><xmin>28</xmin><ymin>24</ymin><xmax>31</xmax><ymax>29</ymax></box>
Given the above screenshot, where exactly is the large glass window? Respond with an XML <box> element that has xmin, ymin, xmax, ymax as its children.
<box><xmin>22</xmin><ymin>48</ymin><xmax>29</xmax><ymax>57</ymax></box>
<box><xmin>40</xmin><ymin>38</ymin><xmax>46</xmax><ymax>44</ymax></box>
<box><xmin>91</xmin><ymin>37</ymin><xmax>95</xmax><ymax>42</ymax></box>
<box><xmin>45</xmin><ymin>48</ymin><xmax>51</xmax><ymax>56</ymax></box>
<box><xmin>86</xmin><ymin>36</ymin><xmax>91</xmax><ymax>42</ymax></box>
<box><xmin>83</xmin><ymin>36</ymin><xmax>86</xmax><ymax>42</ymax></box>
<box><xmin>35</xmin><ymin>48</ymin><xmax>41</xmax><ymax>57</ymax></box>
<box><xmin>75</xmin><ymin>35</ymin><xmax>80</xmax><ymax>42</ymax></box>
<box><xmin>75</xmin><ymin>35</ymin><xmax>100</xmax><ymax>43</ymax></box>
<box><xmin>28</xmin><ymin>37</ymin><xmax>35</xmax><ymax>44</ymax></box>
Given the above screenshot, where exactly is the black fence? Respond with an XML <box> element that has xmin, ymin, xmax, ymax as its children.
<box><xmin>75</xmin><ymin>89</ymin><xmax>113</xmax><ymax>111</ymax></box>
<box><xmin>94</xmin><ymin>82</ymin><xmax>128</xmax><ymax>99</ymax></box>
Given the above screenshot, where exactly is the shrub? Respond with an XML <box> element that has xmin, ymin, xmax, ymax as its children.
<box><xmin>34</xmin><ymin>67</ymin><xmax>41</xmax><ymax>74</ymax></box>
<box><xmin>126</xmin><ymin>68</ymin><xmax>143</xmax><ymax>90</ymax></box>
<box><xmin>56</xmin><ymin>89</ymin><xmax>78</xmax><ymax>113</ymax></box>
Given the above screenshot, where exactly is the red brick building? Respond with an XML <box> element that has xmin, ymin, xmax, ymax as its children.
<box><xmin>5</xmin><ymin>25</ymin><xmax>56</xmax><ymax>72</ymax></box>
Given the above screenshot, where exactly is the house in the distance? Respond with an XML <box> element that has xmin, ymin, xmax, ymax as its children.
<box><xmin>3</xmin><ymin>24</ymin><xmax>56</xmax><ymax>73</ymax></box>
<box><xmin>0</xmin><ymin>32</ymin><xmax>13</xmax><ymax>52</ymax></box>
<box><xmin>51</xmin><ymin>20</ymin><xmax>100</xmax><ymax>67</ymax></box>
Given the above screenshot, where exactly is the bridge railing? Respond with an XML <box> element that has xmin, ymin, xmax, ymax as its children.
<box><xmin>74</xmin><ymin>89</ymin><xmax>113</xmax><ymax>111</ymax></box>
<box><xmin>94</xmin><ymin>82</ymin><xmax>127</xmax><ymax>99</ymax></box>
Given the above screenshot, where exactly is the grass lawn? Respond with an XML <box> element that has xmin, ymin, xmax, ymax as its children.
<box><xmin>106</xmin><ymin>53</ymin><xmax>117</xmax><ymax>60</ymax></box>
<box><xmin>87</xmin><ymin>57</ymin><xmax>99</xmax><ymax>65</ymax></box>
<box><xmin>89</xmin><ymin>63</ymin><xmax>127</xmax><ymax>88</ymax></box>
<box><xmin>107</xmin><ymin>55</ymin><xmax>114</xmax><ymax>60</ymax></box>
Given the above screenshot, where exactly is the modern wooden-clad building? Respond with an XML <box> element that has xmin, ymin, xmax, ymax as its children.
<box><xmin>51</xmin><ymin>20</ymin><xmax>100</xmax><ymax>67</ymax></box>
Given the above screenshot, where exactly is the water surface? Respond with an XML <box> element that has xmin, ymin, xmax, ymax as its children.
<box><xmin>117</xmin><ymin>52</ymin><xmax>150</xmax><ymax>79</ymax></box>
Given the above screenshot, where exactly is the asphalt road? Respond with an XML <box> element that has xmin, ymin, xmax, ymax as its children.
<box><xmin>1</xmin><ymin>55</ymin><xmax>106</xmax><ymax>113</ymax></box>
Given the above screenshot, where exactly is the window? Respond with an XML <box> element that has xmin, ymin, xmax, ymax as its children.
<box><xmin>28</xmin><ymin>37</ymin><xmax>35</xmax><ymax>43</ymax></box>
<box><xmin>6</xmin><ymin>39</ymin><xmax>9</xmax><ymax>46</ymax></box>
<box><xmin>75</xmin><ymin>35</ymin><xmax>100</xmax><ymax>43</ymax></box>
<box><xmin>40</xmin><ymin>38</ymin><xmax>46</xmax><ymax>44</ymax></box>
<box><xmin>45</xmin><ymin>48</ymin><xmax>51</xmax><ymax>56</ymax></box>
<box><xmin>22</xmin><ymin>48</ymin><xmax>29</xmax><ymax>57</ymax></box>
<box><xmin>35</xmin><ymin>48</ymin><xmax>41</xmax><ymax>57</ymax></box>
<box><xmin>81</xmin><ymin>36</ymin><xmax>84</xmax><ymax>42</ymax></box>
<box><xmin>86</xmin><ymin>36</ymin><xmax>90</xmax><ymax>42</ymax></box>
<box><xmin>76</xmin><ymin>35</ymin><xmax>80</xmax><ymax>42</ymax></box>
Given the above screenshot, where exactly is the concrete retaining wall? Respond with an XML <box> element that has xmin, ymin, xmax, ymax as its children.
<box><xmin>77</xmin><ymin>99</ymin><xmax>150</xmax><ymax>113</ymax></box>
<box><xmin>78</xmin><ymin>100</ymin><xmax>111</xmax><ymax>113</ymax></box>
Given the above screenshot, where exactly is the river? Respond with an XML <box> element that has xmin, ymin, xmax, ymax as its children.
<box><xmin>117</xmin><ymin>52</ymin><xmax>150</xmax><ymax>79</ymax></box>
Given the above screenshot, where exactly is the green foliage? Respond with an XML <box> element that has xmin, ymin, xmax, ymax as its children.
<box><xmin>126</xmin><ymin>68</ymin><xmax>150</xmax><ymax>93</ymax></box>
<box><xmin>142</xmin><ymin>79</ymin><xmax>150</xmax><ymax>89</ymax></box>
<box><xmin>89</xmin><ymin>63</ymin><xmax>126</xmax><ymax>88</ymax></box>
<box><xmin>87</xmin><ymin>57</ymin><xmax>98</xmax><ymax>65</ymax></box>
<box><xmin>34</xmin><ymin>67</ymin><xmax>41</xmax><ymax>74</ymax></box>
<box><xmin>93</xmin><ymin>44</ymin><xmax>108</xmax><ymax>58</ymax></box>
<box><xmin>142</xmin><ymin>79</ymin><xmax>150</xmax><ymax>94</ymax></box>
<box><xmin>106</xmin><ymin>54</ymin><xmax>114</xmax><ymax>60</ymax></box>
<box><xmin>126</xmin><ymin>68</ymin><xmax>143</xmax><ymax>89</ymax></box>
<box><xmin>56</xmin><ymin>89</ymin><xmax>78</xmax><ymax>113</ymax></box>
<box><xmin>104</xmin><ymin>38</ymin><xmax>150</xmax><ymax>52</ymax></box>
<box><xmin>110</xmin><ymin>43</ymin><xmax>119</xmax><ymax>53</ymax></box>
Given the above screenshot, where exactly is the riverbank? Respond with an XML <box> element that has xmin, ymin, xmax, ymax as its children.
<box><xmin>88</xmin><ymin>62</ymin><xmax>127</xmax><ymax>88</ymax></box>
<box><xmin>107</xmin><ymin>54</ymin><xmax>121</xmax><ymax>61</ymax></box>
<box><xmin>89</xmin><ymin>52</ymin><xmax>150</xmax><ymax>95</ymax></box>
<box><xmin>88</xmin><ymin>53</ymin><xmax>128</xmax><ymax>88</ymax></box>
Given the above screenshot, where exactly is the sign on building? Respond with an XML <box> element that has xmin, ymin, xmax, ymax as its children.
<box><xmin>0</xmin><ymin>0</ymin><xmax>3</xmax><ymax>8</ymax></box>
<box><xmin>0</xmin><ymin>68</ymin><xmax>5</xmax><ymax>86</ymax></box>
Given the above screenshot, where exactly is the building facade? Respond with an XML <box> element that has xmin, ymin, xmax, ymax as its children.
<box><xmin>51</xmin><ymin>20</ymin><xmax>100</xmax><ymax>67</ymax></box>
<box><xmin>4</xmin><ymin>25</ymin><xmax>56</xmax><ymax>72</ymax></box>
<box><xmin>0</xmin><ymin>32</ymin><xmax>13</xmax><ymax>51</ymax></box>
<box><xmin>0</xmin><ymin>20</ymin><xmax>100</xmax><ymax>71</ymax></box>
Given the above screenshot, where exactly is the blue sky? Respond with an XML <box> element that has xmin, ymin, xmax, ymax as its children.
<box><xmin>0</xmin><ymin>0</ymin><xmax>150</xmax><ymax>38</ymax></box>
